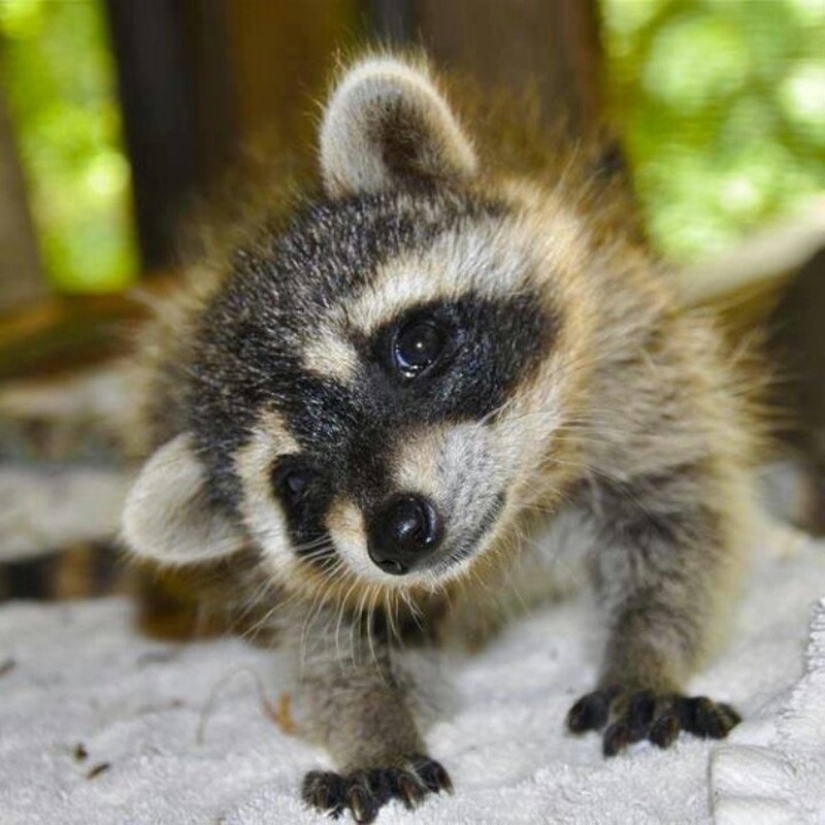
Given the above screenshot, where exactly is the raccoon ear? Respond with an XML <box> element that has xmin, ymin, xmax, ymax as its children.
<box><xmin>320</xmin><ymin>57</ymin><xmax>477</xmax><ymax>196</ymax></box>
<box><xmin>121</xmin><ymin>432</ymin><xmax>245</xmax><ymax>565</ymax></box>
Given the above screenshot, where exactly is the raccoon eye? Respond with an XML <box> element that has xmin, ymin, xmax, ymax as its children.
<box><xmin>272</xmin><ymin>459</ymin><xmax>315</xmax><ymax>505</ymax></box>
<box><xmin>393</xmin><ymin>318</ymin><xmax>446</xmax><ymax>378</ymax></box>
<box><xmin>283</xmin><ymin>469</ymin><xmax>310</xmax><ymax>498</ymax></box>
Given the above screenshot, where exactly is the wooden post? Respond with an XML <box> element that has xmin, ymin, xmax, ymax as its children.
<box><xmin>0</xmin><ymin>85</ymin><xmax>47</xmax><ymax>313</ymax></box>
<box><xmin>104</xmin><ymin>0</ymin><xmax>204</xmax><ymax>270</ymax></box>
<box><xmin>370</xmin><ymin>0</ymin><xmax>607</xmax><ymax>137</ymax></box>
<box><xmin>418</xmin><ymin>0</ymin><xmax>606</xmax><ymax>136</ymax></box>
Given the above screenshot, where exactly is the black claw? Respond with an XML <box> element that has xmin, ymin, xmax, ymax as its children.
<box><xmin>649</xmin><ymin>713</ymin><xmax>681</xmax><ymax>749</ymax></box>
<box><xmin>396</xmin><ymin>773</ymin><xmax>424</xmax><ymax>809</ymax></box>
<box><xmin>348</xmin><ymin>778</ymin><xmax>376</xmax><ymax>824</ymax></box>
<box><xmin>672</xmin><ymin>695</ymin><xmax>694</xmax><ymax>729</ymax></box>
<box><xmin>302</xmin><ymin>771</ymin><xmax>347</xmax><ymax>817</ymax></box>
<box><xmin>567</xmin><ymin>690</ymin><xmax>612</xmax><ymax>733</ymax></box>
<box><xmin>717</xmin><ymin>702</ymin><xmax>742</xmax><ymax>730</ymax></box>
<box><xmin>691</xmin><ymin>697</ymin><xmax>713</xmax><ymax>737</ymax></box>
<box><xmin>411</xmin><ymin>755</ymin><xmax>453</xmax><ymax>794</ymax></box>
<box><xmin>679</xmin><ymin>696</ymin><xmax>722</xmax><ymax>738</ymax></box>
<box><xmin>603</xmin><ymin>721</ymin><xmax>635</xmax><ymax>756</ymax></box>
<box><xmin>627</xmin><ymin>690</ymin><xmax>656</xmax><ymax>728</ymax></box>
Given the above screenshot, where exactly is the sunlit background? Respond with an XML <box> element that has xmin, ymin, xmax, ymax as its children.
<box><xmin>603</xmin><ymin>0</ymin><xmax>825</xmax><ymax>262</ymax></box>
<box><xmin>0</xmin><ymin>0</ymin><xmax>137</xmax><ymax>293</ymax></box>
<box><xmin>0</xmin><ymin>0</ymin><xmax>823</xmax><ymax>293</ymax></box>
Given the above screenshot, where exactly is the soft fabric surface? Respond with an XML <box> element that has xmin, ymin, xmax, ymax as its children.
<box><xmin>1</xmin><ymin>515</ymin><xmax>823</xmax><ymax>825</ymax></box>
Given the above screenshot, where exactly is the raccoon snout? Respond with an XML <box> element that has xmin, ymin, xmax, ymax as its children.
<box><xmin>367</xmin><ymin>494</ymin><xmax>443</xmax><ymax>575</ymax></box>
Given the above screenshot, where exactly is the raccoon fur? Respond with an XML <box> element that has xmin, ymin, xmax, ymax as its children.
<box><xmin>121</xmin><ymin>55</ymin><xmax>756</xmax><ymax>822</ymax></box>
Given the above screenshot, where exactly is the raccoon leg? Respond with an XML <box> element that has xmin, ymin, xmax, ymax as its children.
<box><xmin>297</xmin><ymin>609</ymin><xmax>451</xmax><ymax>823</ymax></box>
<box><xmin>568</xmin><ymin>465</ymin><xmax>744</xmax><ymax>755</ymax></box>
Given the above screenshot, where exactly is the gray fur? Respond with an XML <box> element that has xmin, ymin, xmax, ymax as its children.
<box><xmin>122</xmin><ymin>56</ymin><xmax>757</xmax><ymax>821</ymax></box>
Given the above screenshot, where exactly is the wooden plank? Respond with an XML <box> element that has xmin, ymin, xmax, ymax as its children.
<box><xmin>0</xmin><ymin>274</ymin><xmax>173</xmax><ymax>382</ymax></box>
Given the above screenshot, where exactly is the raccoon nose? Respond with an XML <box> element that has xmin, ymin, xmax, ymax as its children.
<box><xmin>368</xmin><ymin>495</ymin><xmax>442</xmax><ymax>575</ymax></box>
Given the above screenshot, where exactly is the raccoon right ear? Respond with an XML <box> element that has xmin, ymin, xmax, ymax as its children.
<box><xmin>320</xmin><ymin>56</ymin><xmax>477</xmax><ymax>196</ymax></box>
<box><xmin>121</xmin><ymin>432</ymin><xmax>246</xmax><ymax>565</ymax></box>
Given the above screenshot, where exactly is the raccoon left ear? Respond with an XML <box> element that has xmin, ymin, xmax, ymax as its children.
<box><xmin>320</xmin><ymin>56</ymin><xmax>477</xmax><ymax>196</ymax></box>
<box><xmin>121</xmin><ymin>432</ymin><xmax>246</xmax><ymax>565</ymax></box>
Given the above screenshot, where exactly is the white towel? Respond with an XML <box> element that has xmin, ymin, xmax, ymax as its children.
<box><xmin>1</xmin><ymin>516</ymin><xmax>823</xmax><ymax>824</ymax></box>
<box><xmin>711</xmin><ymin>597</ymin><xmax>825</xmax><ymax>825</ymax></box>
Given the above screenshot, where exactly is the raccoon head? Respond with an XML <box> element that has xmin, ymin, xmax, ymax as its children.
<box><xmin>122</xmin><ymin>57</ymin><xmax>595</xmax><ymax>603</ymax></box>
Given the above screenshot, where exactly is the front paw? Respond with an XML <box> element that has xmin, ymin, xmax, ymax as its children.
<box><xmin>301</xmin><ymin>755</ymin><xmax>452</xmax><ymax>823</ymax></box>
<box><xmin>566</xmin><ymin>688</ymin><xmax>741</xmax><ymax>756</ymax></box>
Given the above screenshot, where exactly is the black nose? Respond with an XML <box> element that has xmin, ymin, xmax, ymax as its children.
<box><xmin>367</xmin><ymin>495</ymin><xmax>442</xmax><ymax>575</ymax></box>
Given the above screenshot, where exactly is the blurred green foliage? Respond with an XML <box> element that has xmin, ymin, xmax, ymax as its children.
<box><xmin>602</xmin><ymin>0</ymin><xmax>825</xmax><ymax>263</ymax></box>
<box><xmin>0</xmin><ymin>0</ymin><xmax>137</xmax><ymax>293</ymax></box>
<box><xmin>0</xmin><ymin>0</ymin><xmax>821</xmax><ymax>292</ymax></box>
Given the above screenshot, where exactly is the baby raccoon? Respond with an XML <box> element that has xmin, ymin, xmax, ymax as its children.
<box><xmin>122</xmin><ymin>55</ymin><xmax>755</xmax><ymax>822</ymax></box>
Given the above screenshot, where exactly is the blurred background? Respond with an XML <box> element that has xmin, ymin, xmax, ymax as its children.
<box><xmin>1</xmin><ymin>0</ymin><xmax>823</xmax><ymax>609</ymax></box>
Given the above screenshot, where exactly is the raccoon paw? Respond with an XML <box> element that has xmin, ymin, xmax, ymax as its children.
<box><xmin>566</xmin><ymin>688</ymin><xmax>741</xmax><ymax>757</ymax></box>
<box><xmin>301</xmin><ymin>755</ymin><xmax>452</xmax><ymax>823</ymax></box>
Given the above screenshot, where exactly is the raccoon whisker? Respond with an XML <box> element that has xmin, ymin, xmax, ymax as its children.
<box><xmin>239</xmin><ymin>590</ymin><xmax>287</xmax><ymax>642</ymax></box>
<box><xmin>226</xmin><ymin>568</ymin><xmax>296</xmax><ymax>642</ymax></box>
<box><xmin>296</xmin><ymin>550</ymin><xmax>339</xmax><ymax>572</ymax></box>
<box><xmin>356</xmin><ymin>582</ymin><xmax>381</xmax><ymax>667</ymax></box>
<box><xmin>387</xmin><ymin>589</ymin><xmax>402</xmax><ymax>647</ymax></box>
<box><xmin>384</xmin><ymin>587</ymin><xmax>403</xmax><ymax>645</ymax></box>
<box><xmin>292</xmin><ymin>537</ymin><xmax>335</xmax><ymax>554</ymax></box>
<box><xmin>510</xmin><ymin>476</ymin><xmax>580</xmax><ymax>519</ymax></box>
<box><xmin>398</xmin><ymin>587</ymin><xmax>424</xmax><ymax>625</ymax></box>
<box><xmin>364</xmin><ymin>586</ymin><xmax>382</xmax><ymax>653</ymax></box>
<box><xmin>363</xmin><ymin>587</ymin><xmax>380</xmax><ymax>666</ymax></box>
<box><xmin>504</xmin><ymin>532</ymin><xmax>535</xmax><ymax>616</ymax></box>
<box><xmin>240</xmin><ymin>607</ymin><xmax>278</xmax><ymax>649</ymax></box>
<box><xmin>464</xmin><ymin>558</ymin><xmax>494</xmax><ymax>595</ymax></box>
<box><xmin>371</xmin><ymin>589</ymin><xmax>390</xmax><ymax>656</ymax></box>
<box><xmin>353</xmin><ymin>583</ymin><xmax>375</xmax><ymax>667</ymax></box>
<box><xmin>337</xmin><ymin>575</ymin><xmax>365</xmax><ymax>668</ymax></box>
<box><xmin>550</xmin><ymin>423</ymin><xmax>634</xmax><ymax>441</ymax></box>
<box><xmin>543</xmin><ymin>355</ymin><xmax>626</xmax><ymax>393</ymax></box>
<box><xmin>515</xmin><ymin>501</ymin><xmax>566</xmax><ymax>517</ymax></box>
<box><xmin>510</xmin><ymin>513</ymin><xmax>586</xmax><ymax>611</ymax></box>
<box><xmin>291</xmin><ymin>535</ymin><xmax>337</xmax><ymax>556</ymax></box>
<box><xmin>511</xmin><ymin>425</ymin><xmax>635</xmax><ymax>454</ymax></box>
<box><xmin>551</xmin><ymin>135</ymin><xmax>584</xmax><ymax>195</ymax></box>
<box><xmin>499</xmin><ymin>410</ymin><xmax>610</xmax><ymax>430</ymax></box>
<box><xmin>500</xmin><ymin>402</ymin><xmax>634</xmax><ymax>432</ymax></box>
<box><xmin>325</xmin><ymin>587</ymin><xmax>347</xmax><ymax>668</ymax></box>
<box><xmin>298</xmin><ymin>577</ymin><xmax>338</xmax><ymax>681</ymax></box>
<box><xmin>538</xmin><ymin>455</ymin><xmax>610</xmax><ymax>479</ymax></box>
<box><xmin>514</xmin><ymin>507</ymin><xmax>589</xmax><ymax>591</ymax></box>
<box><xmin>396</xmin><ymin>590</ymin><xmax>412</xmax><ymax>640</ymax></box>
<box><xmin>424</xmin><ymin>567</ymin><xmax>450</xmax><ymax>597</ymax></box>
<box><xmin>348</xmin><ymin>589</ymin><xmax>364</xmax><ymax>667</ymax></box>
